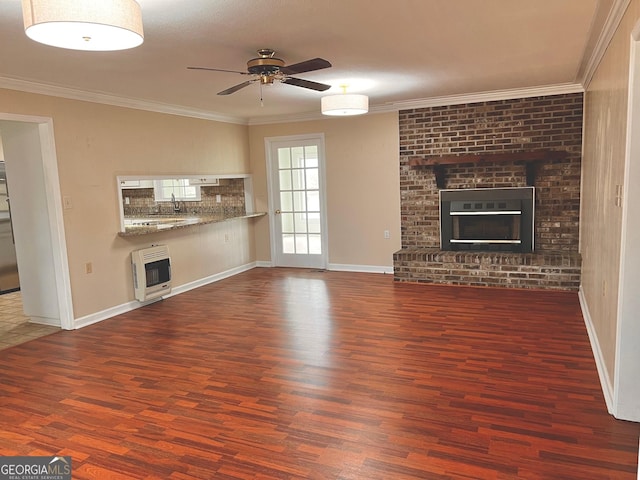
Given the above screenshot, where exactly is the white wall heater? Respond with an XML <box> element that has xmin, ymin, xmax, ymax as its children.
<box><xmin>131</xmin><ymin>245</ymin><xmax>171</xmax><ymax>302</ymax></box>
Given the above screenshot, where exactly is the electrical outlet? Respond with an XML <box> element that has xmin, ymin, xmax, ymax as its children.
<box><xmin>216</xmin><ymin>194</ymin><xmax>222</xmax><ymax>203</ymax></box>
<box><xmin>384</xmin><ymin>230</ymin><xmax>390</xmax><ymax>239</ymax></box>
<box><xmin>85</xmin><ymin>262</ymin><xmax>93</xmax><ymax>274</ymax></box>
<box><xmin>125</xmin><ymin>196</ymin><xmax>130</xmax><ymax>205</ymax></box>
<box><xmin>224</xmin><ymin>233</ymin><xmax>230</xmax><ymax>243</ymax></box>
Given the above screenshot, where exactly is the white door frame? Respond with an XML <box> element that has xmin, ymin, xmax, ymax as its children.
<box><xmin>265</xmin><ymin>133</ymin><xmax>329</xmax><ymax>268</ymax></box>
<box><xmin>0</xmin><ymin>112</ymin><xmax>73</xmax><ymax>330</ymax></box>
<box><xmin>611</xmin><ymin>22</ymin><xmax>640</xmax><ymax>422</ymax></box>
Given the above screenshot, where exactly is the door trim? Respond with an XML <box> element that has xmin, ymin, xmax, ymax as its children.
<box><xmin>265</xmin><ymin>133</ymin><xmax>328</xmax><ymax>268</ymax></box>
<box><xmin>0</xmin><ymin>113</ymin><xmax>73</xmax><ymax>330</ymax></box>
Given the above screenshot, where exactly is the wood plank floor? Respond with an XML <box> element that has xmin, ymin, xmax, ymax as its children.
<box><xmin>0</xmin><ymin>267</ymin><xmax>638</xmax><ymax>479</ymax></box>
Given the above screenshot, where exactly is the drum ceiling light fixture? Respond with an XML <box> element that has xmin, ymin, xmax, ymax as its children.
<box><xmin>321</xmin><ymin>85</ymin><xmax>369</xmax><ymax>116</ymax></box>
<box><xmin>22</xmin><ymin>0</ymin><xmax>144</xmax><ymax>51</ymax></box>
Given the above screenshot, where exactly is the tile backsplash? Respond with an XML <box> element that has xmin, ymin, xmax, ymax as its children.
<box><xmin>122</xmin><ymin>178</ymin><xmax>246</xmax><ymax>217</ymax></box>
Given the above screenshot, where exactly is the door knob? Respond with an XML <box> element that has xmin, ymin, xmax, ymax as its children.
<box><xmin>275</xmin><ymin>209</ymin><xmax>281</xmax><ymax>214</ymax></box>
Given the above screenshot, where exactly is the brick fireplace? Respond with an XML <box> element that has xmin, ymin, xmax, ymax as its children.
<box><xmin>393</xmin><ymin>93</ymin><xmax>582</xmax><ymax>290</ymax></box>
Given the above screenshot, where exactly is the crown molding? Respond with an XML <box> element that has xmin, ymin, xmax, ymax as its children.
<box><xmin>0</xmin><ymin>75</ymin><xmax>584</xmax><ymax>127</ymax></box>
<box><xmin>248</xmin><ymin>83</ymin><xmax>585</xmax><ymax>125</ymax></box>
<box><xmin>386</xmin><ymin>83</ymin><xmax>584</xmax><ymax>111</ymax></box>
<box><xmin>579</xmin><ymin>0</ymin><xmax>632</xmax><ymax>88</ymax></box>
<box><xmin>0</xmin><ymin>76</ymin><xmax>248</xmax><ymax>125</ymax></box>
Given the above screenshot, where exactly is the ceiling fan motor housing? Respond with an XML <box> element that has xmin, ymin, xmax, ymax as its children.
<box><xmin>247</xmin><ymin>56</ymin><xmax>285</xmax><ymax>75</ymax></box>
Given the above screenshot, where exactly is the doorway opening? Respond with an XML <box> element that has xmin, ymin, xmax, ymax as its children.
<box><xmin>0</xmin><ymin>114</ymin><xmax>73</xmax><ymax>339</ymax></box>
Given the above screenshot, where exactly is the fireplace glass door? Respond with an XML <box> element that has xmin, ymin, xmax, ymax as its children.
<box><xmin>452</xmin><ymin>214</ymin><xmax>521</xmax><ymax>243</ymax></box>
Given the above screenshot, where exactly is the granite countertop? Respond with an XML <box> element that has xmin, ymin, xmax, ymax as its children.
<box><xmin>118</xmin><ymin>212</ymin><xmax>266</xmax><ymax>237</ymax></box>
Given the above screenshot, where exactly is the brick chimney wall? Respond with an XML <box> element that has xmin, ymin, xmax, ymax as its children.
<box><xmin>394</xmin><ymin>93</ymin><xmax>583</xmax><ymax>290</ymax></box>
<box><xmin>399</xmin><ymin>93</ymin><xmax>583</xmax><ymax>251</ymax></box>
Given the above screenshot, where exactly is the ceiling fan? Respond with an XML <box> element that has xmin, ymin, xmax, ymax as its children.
<box><xmin>188</xmin><ymin>49</ymin><xmax>332</xmax><ymax>95</ymax></box>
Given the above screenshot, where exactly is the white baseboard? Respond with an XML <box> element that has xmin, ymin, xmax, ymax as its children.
<box><xmin>254</xmin><ymin>261</ymin><xmax>393</xmax><ymax>274</ymax></box>
<box><xmin>74</xmin><ymin>299</ymin><xmax>141</xmax><ymax>329</ymax></box>
<box><xmin>578</xmin><ymin>285</ymin><xmax>615</xmax><ymax>415</ymax></box>
<box><xmin>165</xmin><ymin>262</ymin><xmax>256</xmax><ymax>298</ymax></box>
<box><xmin>29</xmin><ymin>316</ymin><xmax>60</xmax><ymax>327</ymax></box>
<box><xmin>328</xmin><ymin>263</ymin><xmax>394</xmax><ymax>274</ymax></box>
<box><xmin>74</xmin><ymin>262</ymin><xmax>257</xmax><ymax>329</ymax></box>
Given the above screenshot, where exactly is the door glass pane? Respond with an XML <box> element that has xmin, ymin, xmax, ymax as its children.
<box><xmin>306</xmin><ymin>191</ymin><xmax>319</xmax><ymax>212</ymax></box>
<box><xmin>278</xmin><ymin>148</ymin><xmax>291</xmax><ymax>169</ymax></box>
<box><xmin>309</xmin><ymin>234</ymin><xmax>322</xmax><ymax>254</ymax></box>
<box><xmin>295</xmin><ymin>235</ymin><xmax>308</xmax><ymax>254</ymax></box>
<box><xmin>294</xmin><ymin>213</ymin><xmax>308</xmax><ymax>233</ymax></box>
<box><xmin>292</xmin><ymin>169</ymin><xmax>305</xmax><ymax>190</ymax></box>
<box><xmin>308</xmin><ymin>213</ymin><xmax>321</xmax><ymax>233</ymax></box>
<box><xmin>291</xmin><ymin>147</ymin><xmax>305</xmax><ymax>168</ymax></box>
<box><xmin>282</xmin><ymin>234</ymin><xmax>295</xmax><ymax>253</ymax></box>
<box><xmin>293</xmin><ymin>191</ymin><xmax>306</xmax><ymax>211</ymax></box>
<box><xmin>305</xmin><ymin>146</ymin><xmax>318</xmax><ymax>166</ymax></box>
<box><xmin>281</xmin><ymin>213</ymin><xmax>294</xmax><ymax>233</ymax></box>
<box><xmin>306</xmin><ymin>168</ymin><xmax>319</xmax><ymax>190</ymax></box>
<box><xmin>280</xmin><ymin>192</ymin><xmax>293</xmax><ymax>212</ymax></box>
<box><xmin>279</xmin><ymin>170</ymin><xmax>292</xmax><ymax>190</ymax></box>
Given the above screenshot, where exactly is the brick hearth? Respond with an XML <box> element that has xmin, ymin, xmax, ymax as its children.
<box><xmin>395</xmin><ymin>93</ymin><xmax>583</xmax><ymax>290</ymax></box>
<box><xmin>394</xmin><ymin>249</ymin><xmax>581</xmax><ymax>290</ymax></box>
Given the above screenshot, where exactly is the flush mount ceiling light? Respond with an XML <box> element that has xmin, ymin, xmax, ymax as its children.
<box><xmin>22</xmin><ymin>0</ymin><xmax>144</xmax><ymax>51</ymax></box>
<box><xmin>321</xmin><ymin>85</ymin><xmax>369</xmax><ymax>116</ymax></box>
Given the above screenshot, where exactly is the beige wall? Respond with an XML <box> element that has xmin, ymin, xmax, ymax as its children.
<box><xmin>0</xmin><ymin>88</ymin><xmax>252</xmax><ymax>319</ymax></box>
<box><xmin>581</xmin><ymin>1</ymin><xmax>639</xmax><ymax>393</ymax></box>
<box><xmin>248</xmin><ymin>113</ymin><xmax>401</xmax><ymax>270</ymax></box>
<box><xmin>0</xmin><ymin>137</ymin><xmax>6</xmax><ymax>212</ymax></box>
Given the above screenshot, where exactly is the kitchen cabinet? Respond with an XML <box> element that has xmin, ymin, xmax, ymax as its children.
<box><xmin>120</xmin><ymin>180</ymin><xmax>154</xmax><ymax>189</ymax></box>
<box><xmin>188</xmin><ymin>177</ymin><xmax>219</xmax><ymax>186</ymax></box>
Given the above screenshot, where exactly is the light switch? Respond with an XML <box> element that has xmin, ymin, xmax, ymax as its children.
<box><xmin>63</xmin><ymin>196</ymin><xmax>73</xmax><ymax>209</ymax></box>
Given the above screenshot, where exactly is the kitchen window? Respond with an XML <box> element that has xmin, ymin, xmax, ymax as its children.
<box><xmin>153</xmin><ymin>179</ymin><xmax>201</xmax><ymax>202</ymax></box>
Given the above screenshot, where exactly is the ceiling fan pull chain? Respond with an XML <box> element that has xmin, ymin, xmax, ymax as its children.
<box><xmin>260</xmin><ymin>82</ymin><xmax>264</xmax><ymax>107</ymax></box>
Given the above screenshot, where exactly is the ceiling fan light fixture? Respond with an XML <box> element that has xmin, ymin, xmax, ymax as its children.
<box><xmin>321</xmin><ymin>93</ymin><xmax>369</xmax><ymax>116</ymax></box>
<box><xmin>22</xmin><ymin>0</ymin><xmax>144</xmax><ymax>51</ymax></box>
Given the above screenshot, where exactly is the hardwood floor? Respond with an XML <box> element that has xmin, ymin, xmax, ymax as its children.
<box><xmin>0</xmin><ymin>267</ymin><xmax>638</xmax><ymax>479</ymax></box>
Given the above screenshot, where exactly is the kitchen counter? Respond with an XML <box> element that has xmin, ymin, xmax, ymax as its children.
<box><xmin>118</xmin><ymin>212</ymin><xmax>266</xmax><ymax>237</ymax></box>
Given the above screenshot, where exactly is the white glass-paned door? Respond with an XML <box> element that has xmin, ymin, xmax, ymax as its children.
<box><xmin>267</xmin><ymin>135</ymin><xmax>327</xmax><ymax>269</ymax></box>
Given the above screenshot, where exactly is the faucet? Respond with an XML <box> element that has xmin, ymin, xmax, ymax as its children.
<box><xmin>171</xmin><ymin>193</ymin><xmax>181</xmax><ymax>213</ymax></box>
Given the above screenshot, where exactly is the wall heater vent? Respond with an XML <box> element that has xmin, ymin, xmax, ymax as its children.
<box><xmin>131</xmin><ymin>245</ymin><xmax>171</xmax><ymax>302</ymax></box>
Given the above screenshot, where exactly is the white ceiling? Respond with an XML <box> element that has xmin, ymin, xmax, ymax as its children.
<box><xmin>0</xmin><ymin>0</ymin><xmax>620</xmax><ymax>124</ymax></box>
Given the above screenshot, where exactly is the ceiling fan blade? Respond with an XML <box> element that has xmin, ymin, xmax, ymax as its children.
<box><xmin>218</xmin><ymin>80</ymin><xmax>254</xmax><ymax>95</ymax></box>
<box><xmin>280</xmin><ymin>58</ymin><xmax>331</xmax><ymax>75</ymax></box>
<box><xmin>188</xmin><ymin>66</ymin><xmax>249</xmax><ymax>75</ymax></box>
<box><xmin>283</xmin><ymin>77</ymin><xmax>331</xmax><ymax>92</ymax></box>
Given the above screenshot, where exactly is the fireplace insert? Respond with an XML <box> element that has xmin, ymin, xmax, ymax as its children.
<box><xmin>440</xmin><ymin>187</ymin><xmax>534</xmax><ymax>252</ymax></box>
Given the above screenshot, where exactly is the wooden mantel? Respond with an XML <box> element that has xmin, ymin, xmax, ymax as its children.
<box><xmin>408</xmin><ymin>150</ymin><xmax>569</xmax><ymax>188</ymax></box>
